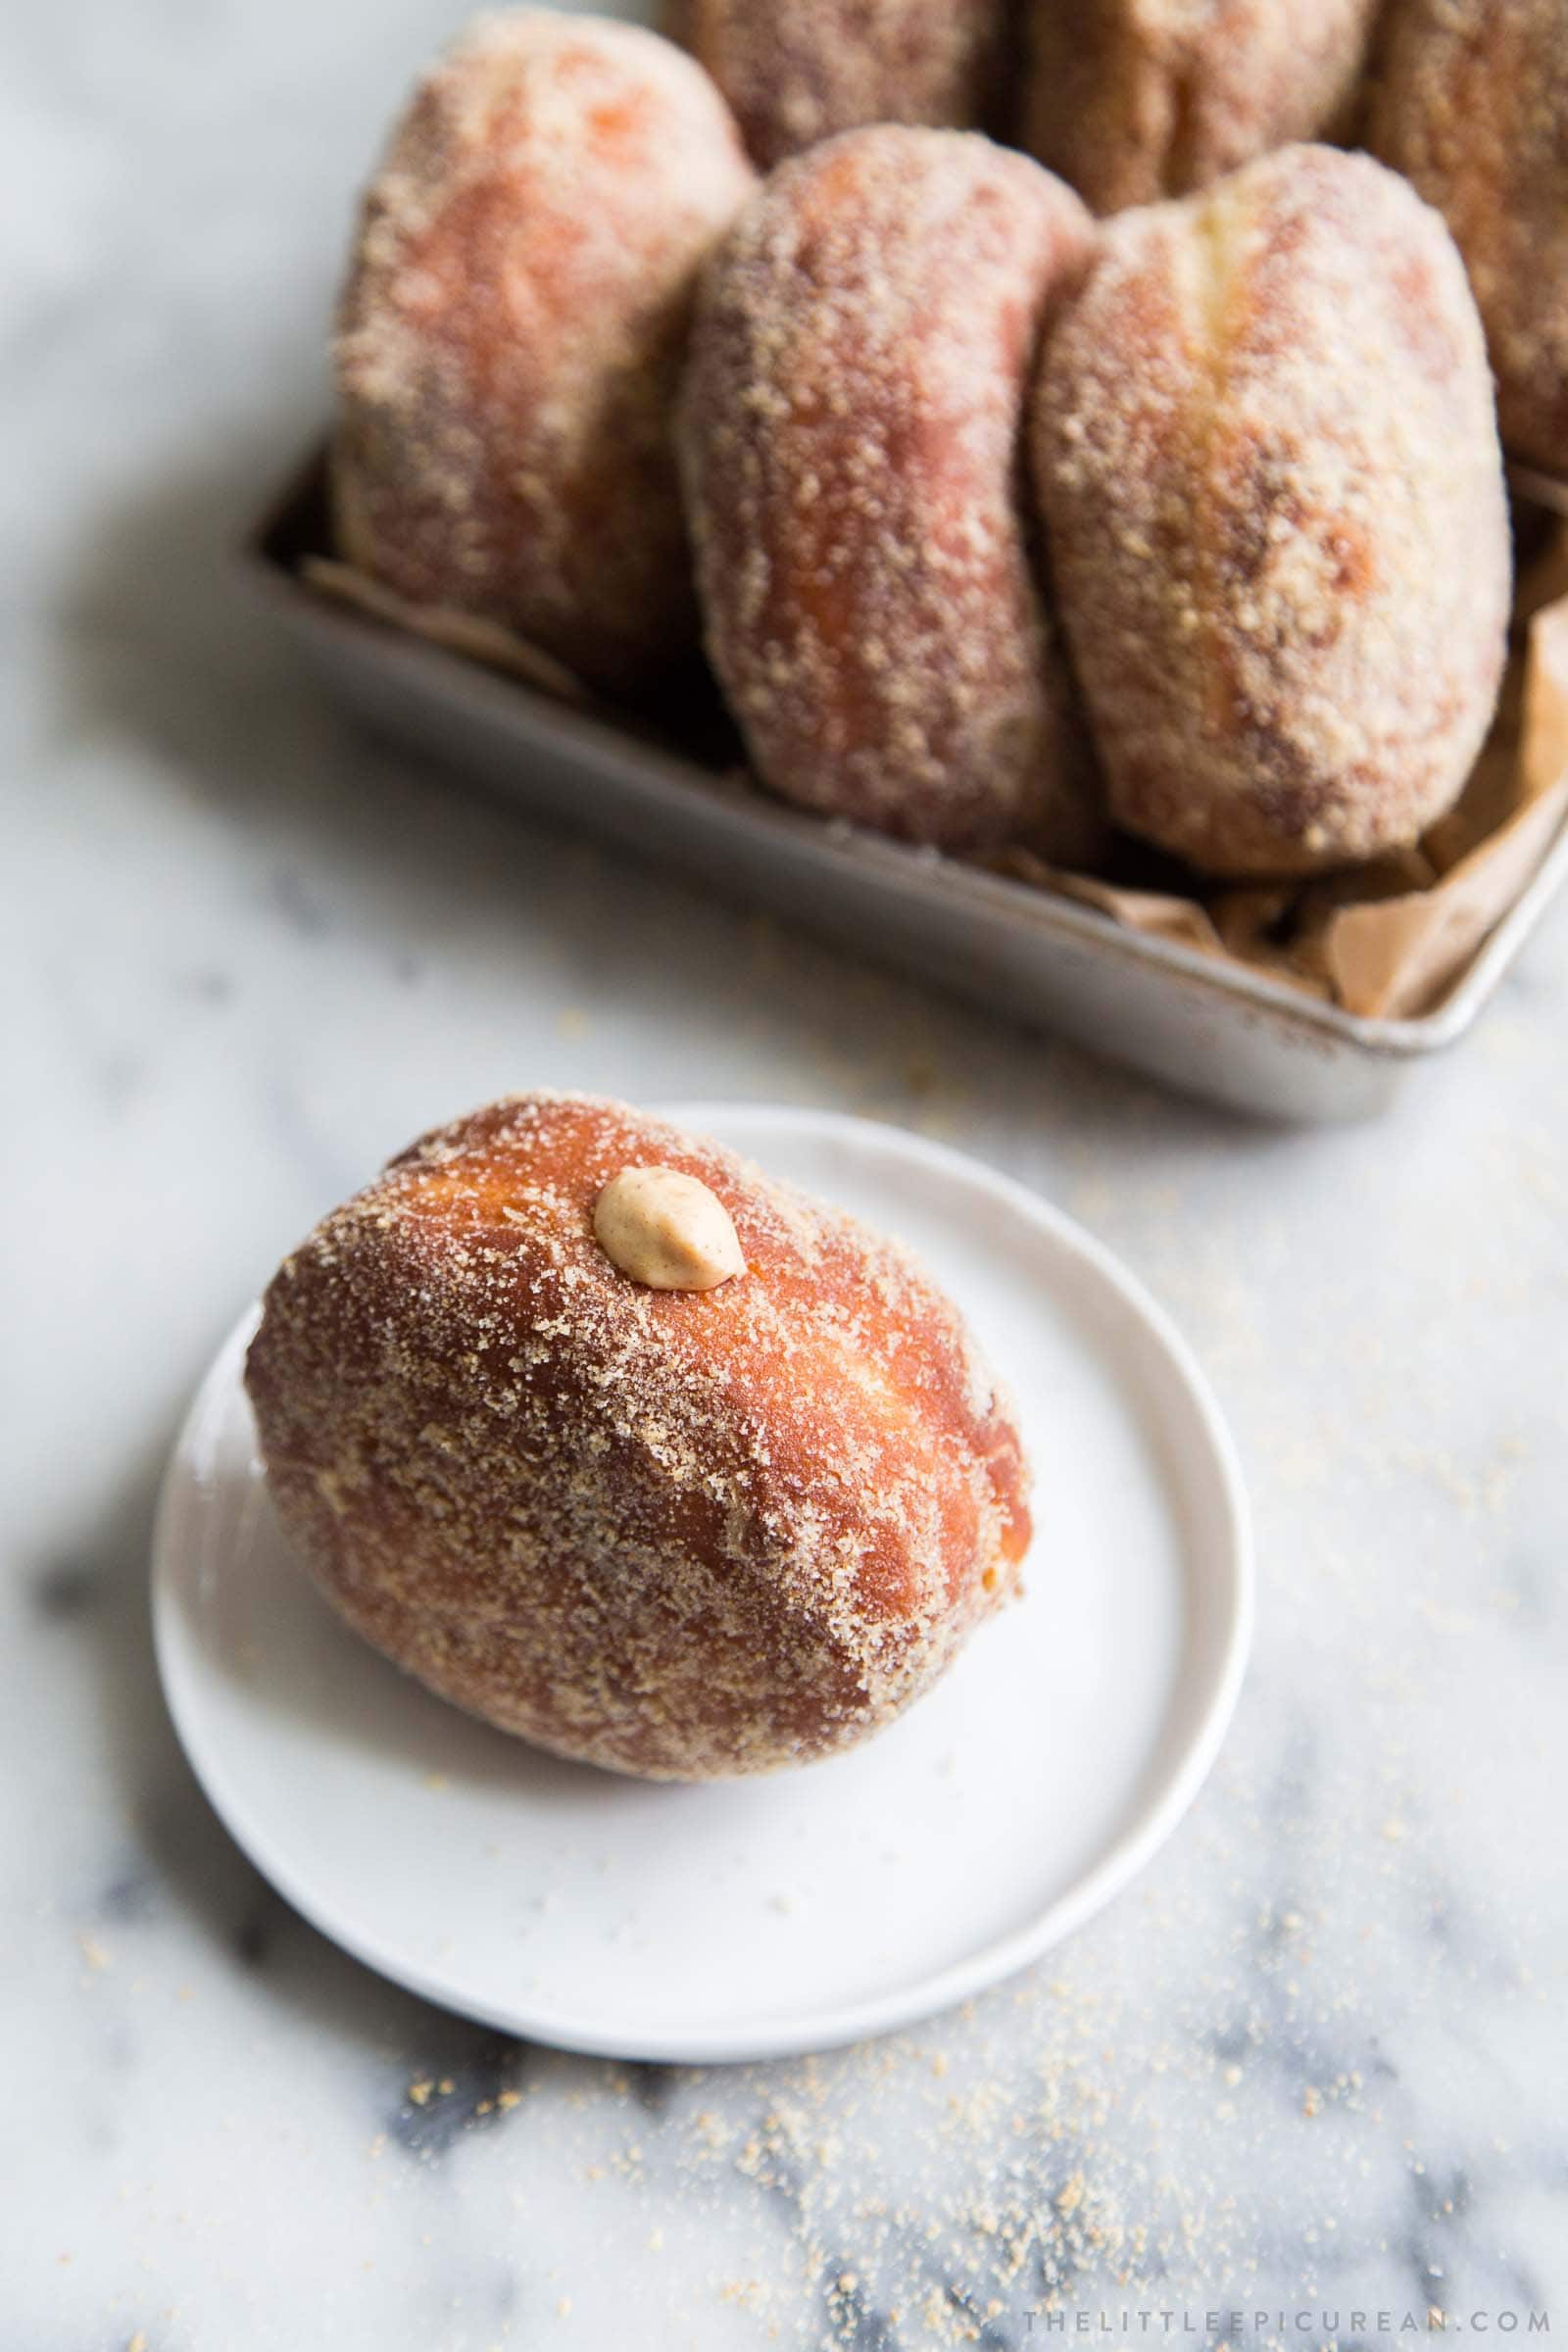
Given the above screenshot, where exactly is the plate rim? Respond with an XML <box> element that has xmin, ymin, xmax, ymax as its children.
<box><xmin>153</xmin><ymin>1102</ymin><xmax>1253</xmax><ymax>2063</ymax></box>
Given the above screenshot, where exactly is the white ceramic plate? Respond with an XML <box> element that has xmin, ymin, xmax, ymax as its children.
<box><xmin>153</xmin><ymin>1105</ymin><xmax>1251</xmax><ymax>2063</ymax></box>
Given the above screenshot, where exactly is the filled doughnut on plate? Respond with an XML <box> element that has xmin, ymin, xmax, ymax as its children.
<box><xmin>1032</xmin><ymin>144</ymin><xmax>1510</xmax><ymax>879</ymax></box>
<box><xmin>681</xmin><ymin>125</ymin><xmax>1102</xmax><ymax>859</ymax></box>
<box><xmin>244</xmin><ymin>1094</ymin><xmax>1031</xmax><ymax>1782</ymax></box>
<box><xmin>331</xmin><ymin>10</ymin><xmax>756</xmax><ymax>694</ymax></box>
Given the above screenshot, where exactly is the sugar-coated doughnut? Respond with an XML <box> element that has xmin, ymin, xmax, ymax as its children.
<box><xmin>1032</xmin><ymin>145</ymin><xmax>1510</xmax><ymax>879</ymax></box>
<box><xmin>244</xmin><ymin>1094</ymin><xmax>1031</xmax><ymax>1782</ymax></box>
<box><xmin>1021</xmin><ymin>0</ymin><xmax>1381</xmax><ymax>214</ymax></box>
<box><xmin>331</xmin><ymin>11</ymin><xmax>756</xmax><ymax>694</ymax></box>
<box><xmin>681</xmin><ymin>126</ymin><xmax>1102</xmax><ymax>858</ymax></box>
<box><xmin>675</xmin><ymin>0</ymin><xmax>1004</xmax><ymax>169</ymax></box>
<box><xmin>1370</xmin><ymin>0</ymin><xmax>1568</xmax><ymax>476</ymax></box>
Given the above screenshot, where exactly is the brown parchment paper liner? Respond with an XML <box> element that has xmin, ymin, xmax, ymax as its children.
<box><xmin>1001</xmin><ymin>595</ymin><xmax>1568</xmax><ymax>1019</ymax></box>
<box><xmin>309</xmin><ymin>546</ymin><xmax>1568</xmax><ymax>1024</ymax></box>
<box><xmin>305</xmin><ymin>558</ymin><xmax>590</xmax><ymax>706</ymax></box>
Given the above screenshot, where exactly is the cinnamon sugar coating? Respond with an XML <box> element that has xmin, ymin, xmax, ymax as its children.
<box><xmin>673</xmin><ymin>0</ymin><xmax>1004</xmax><ymax>170</ymax></box>
<box><xmin>681</xmin><ymin>126</ymin><xmax>1103</xmax><ymax>859</ymax></box>
<box><xmin>1370</xmin><ymin>0</ymin><xmax>1568</xmax><ymax>476</ymax></box>
<box><xmin>244</xmin><ymin>1094</ymin><xmax>1031</xmax><ymax>1782</ymax></box>
<box><xmin>331</xmin><ymin>11</ymin><xmax>755</xmax><ymax>695</ymax></box>
<box><xmin>1032</xmin><ymin>145</ymin><xmax>1510</xmax><ymax>880</ymax></box>
<box><xmin>1020</xmin><ymin>0</ymin><xmax>1381</xmax><ymax>215</ymax></box>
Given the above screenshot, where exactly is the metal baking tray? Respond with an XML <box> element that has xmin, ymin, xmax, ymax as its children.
<box><xmin>246</xmin><ymin>454</ymin><xmax>1568</xmax><ymax>1122</ymax></box>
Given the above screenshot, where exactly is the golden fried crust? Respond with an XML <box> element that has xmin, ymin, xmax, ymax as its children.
<box><xmin>331</xmin><ymin>11</ymin><xmax>756</xmax><ymax>694</ymax></box>
<box><xmin>673</xmin><ymin>0</ymin><xmax>1005</xmax><ymax>169</ymax></box>
<box><xmin>1370</xmin><ymin>0</ymin><xmax>1568</xmax><ymax>475</ymax></box>
<box><xmin>681</xmin><ymin>126</ymin><xmax>1103</xmax><ymax>859</ymax></box>
<box><xmin>244</xmin><ymin>1094</ymin><xmax>1031</xmax><ymax>1782</ymax></box>
<box><xmin>1021</xmin><ymin>0</ymin><xmax>1381</xmax><ymax>214</ymax></box>
<box><xmin>1032</xmin><ymin>145</ymin><xmax>1510</xmax><ymax>879</ymax></box>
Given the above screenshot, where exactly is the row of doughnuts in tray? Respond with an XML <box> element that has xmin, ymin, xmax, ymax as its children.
<box><xmin>678</xmin><ymin>0</ymin><xmax>1378</xmax><ymax>210</ymax></box>
<box><xmin>675</xmin><ymin>0</ymin><xmax>1568</xmax><ymax>482</ymax></box>
<box><xmin>331</xmin><ymin>8</ymin><xmax>1511</xmax><ymax>883</ymax></box>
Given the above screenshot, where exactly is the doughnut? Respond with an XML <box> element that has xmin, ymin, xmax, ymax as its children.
<box><xmin>1032</xmin><ymin>144</ymin><xmax>1510</xmax><ymax>879</ymax></box>
<box><xmin>680</xmin><ymin>126</ymin><xmax>1103</xmax><ymax>859</ymax></box>
<box><xmin>331</xmin><ymin>11</ymin><xmax>756</xmax><ymax>695</ymax></box>
<box><xmin>244</xmin><ymin>1093</ymin><xmax>1031</xmax><ymax>1782</ymax></box>
<box><xmin>1370</xmin><ymin>0</ymin><xmax>1568</xmax><ymax>476</ymax></box>
<box><xmin>1020</xmin><ymin>0</ymin><xmax>1381</xmax><ymax>214</ymax></box>
<box><xmin>673</xmin><ymin>0</ymin><xmax>1004</xmax><ymax>169</ymax></box>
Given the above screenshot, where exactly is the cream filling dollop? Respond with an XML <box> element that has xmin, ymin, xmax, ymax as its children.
<box><xmin>592</xmin><ymin>1166</ymin><xmax>747</xmax><ymax>1292</ymax></box>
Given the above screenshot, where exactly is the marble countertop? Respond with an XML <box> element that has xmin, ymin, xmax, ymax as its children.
<box><xmin>6</xmin><ymin>0</ymin><xmax>1567</xmax><ymax>2342</ymax></box>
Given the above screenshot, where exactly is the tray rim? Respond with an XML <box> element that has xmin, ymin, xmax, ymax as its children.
<box><xmin>244</xmin><ymin>448</ymin><xmax>1568</xmax><ymax>1067</ymax></box>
